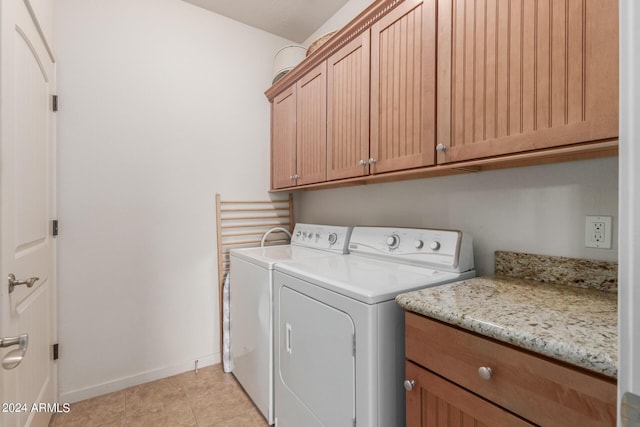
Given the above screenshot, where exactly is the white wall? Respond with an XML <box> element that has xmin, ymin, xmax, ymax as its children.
<box><xmin>296</xmin><ymin>157</ymin><xmax>618</xmax><ymax>275</ymax></box>
<box><xmin>55</xmin><ymin>0</ymin><xmax>291</xmax><ymax>402</ymax></box>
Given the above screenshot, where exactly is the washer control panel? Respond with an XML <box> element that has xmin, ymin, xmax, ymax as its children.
<box><xmin>348</xmin><ymin>226</ymin><xmax>474</xmax><ymax>272</ymax></box>
<box><xmin>291</xmin><ymin>223</ymin><xmax>352</xmax><ymax>254</ymax></box>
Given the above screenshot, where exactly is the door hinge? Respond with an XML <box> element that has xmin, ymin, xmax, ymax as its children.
<box><xmin>622</xmin><ymin>392</ymin><xmax>640</xmax><ymax>425</ymax></box>
<box><xmin>51</xmin><ymin>95</ymin><xmax>58</xmax><ymax>112</ymax></box>
<box><xmin>52</xmin><ymin>343</ymin><xmax>59</xmax><ymax>360</ymax></box>
<box><xmin>52</xmin><ymin>220</ymin><xmax>58</xmax><ymax>236</ymax></box>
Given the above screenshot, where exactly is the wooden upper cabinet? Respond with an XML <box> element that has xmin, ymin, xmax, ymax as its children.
<box><xmin>436</xmin><ymin>0</ymin><xmax>619</xmax><ymax>164</ymax></box>
<box><xmin>370</xmin><ymin>0</ymin><xmax>437</xmax><ymax>174</ymax></box>
<box><xmin>267</xmin><ymin>0</ymin><xmax>618</xmax><ymax>191</ymax></box>
<box><xmin>296</xmin><ymin>62</ymin><xmax>327</xmax><ymax>186</ymax></box>
<box><xmin>271</xmin><ymin>85</ymin><xmax>297</xmax><ymax>189</ymax></box>
<box><xmin>327</xmin><ymin>32</ymin><xmax>371</xmax><ymax>181</ymax></box>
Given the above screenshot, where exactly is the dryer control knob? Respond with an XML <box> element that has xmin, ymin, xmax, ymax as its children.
<box><xmin>386</xmin><ymin>234</ymin><xmax>400</xmax><ymax>248</ymax></box>
<box><xmin>328</xmin><ymin>233</ymin><xmax>338</xmax><ymax>245</ymax></box>
<box><xmin>430</xmin><ymin>241</ymin><xmax>441</xmax><ymax>251</ymax></box>
<box><xmin>414</xmin><ymin>240</ymin><xmax>424</xmax><ymax>249</ymax></box>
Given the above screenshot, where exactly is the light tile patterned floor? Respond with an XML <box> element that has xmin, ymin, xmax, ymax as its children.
<box><xmin>49</xmin><ymin>365</ymin><xmax>269</xmax><ymax>427</ymax></box>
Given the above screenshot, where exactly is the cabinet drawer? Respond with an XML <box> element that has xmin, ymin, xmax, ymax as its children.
<box><xmin>406</xmin><ymin>361</ymin><xmax>534</xmax><ymax>427</ymax></box>
<box><xmin>405</xmin><ymin>312</ymin><xmax>616</xmax><ymax>427</ymax></box>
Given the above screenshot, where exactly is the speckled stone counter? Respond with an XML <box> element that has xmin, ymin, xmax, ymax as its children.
<box><xmin>396</xmin><ymin>253</ymin><xmax>618</xmax><ymax>378</ymax></box>
<box><xmin>495</xmin><ymin>250</ymin><xmax>618</xmax><ymax>293</ymax></box>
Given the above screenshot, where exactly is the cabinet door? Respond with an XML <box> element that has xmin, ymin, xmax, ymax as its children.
<box><xmin>296</xmin><ymin>62</ymin><xmax>327</xmax><ymax>186</ymax></box>
<box><xmin>370</xmin><ymin>0</ymin><xmax>437</xmax><ymax>174</ymax></box>
<box><xmin>406</xmin><ymin>362</ymin><xmax>534</xmax><ymax>427</ymax></box>
<box><xmin>271</xmin><ymin>86</ymin><xmax>297</xmax><ymax>189</ymax></box>
<box><xmin>327</xmin><ymin>32</ymin><xmax>371</xmax><ymax>180</ymax></box>
<box><xmin>436</xmin><ymin>0</ymin><xmax>618</xmax><ymax>164</ymax></box>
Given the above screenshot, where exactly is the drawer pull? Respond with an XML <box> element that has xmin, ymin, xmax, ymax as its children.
<box><xmin>403</xmin><ymin>379</ymin><xmax>416</xmax><ymax>391</ymax></box>
<box><xmin>478</xmin><ymin>366</ymin><xmax>493</xmax><ymax>380</ymax></box>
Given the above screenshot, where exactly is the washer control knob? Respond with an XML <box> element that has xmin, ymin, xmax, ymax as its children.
<box><xmin>414</xmin><ymin>240</ymin><xmax>424</xmax><ymax>249</ymax></box>
<box><xmin>328</xmin><ymin>233</ymin><xmax>338</xmax><ymax>245</ymax></box>
<box><xmin>296</xmin><ymin>231</ymin><xmax>301</xmax><ymax>238</ymax></box>
<box><xmin>386</xmin><ymin>234</ymin><xmax>400</xmax><ymax>248</ymax></box>
<box><xmin>314</xmin><ymin>233</ymin><xmax>320</xmax><ymax>241</ymax></box>
<box><xmin>430</xmin><ymin>241</ymin><xmax>441</xmax><ymax>251</ymax></box>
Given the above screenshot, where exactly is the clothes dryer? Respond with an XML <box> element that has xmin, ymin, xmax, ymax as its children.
<box><xmin>273</xmin><ymin>226</ymin><xmax>475</xmax><ymax>426</ymax></box>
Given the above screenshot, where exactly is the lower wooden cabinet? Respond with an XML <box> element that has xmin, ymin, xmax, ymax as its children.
<box><xmin>405</xmin><ymin>312</ymin><xmax>617</xmax><ymax>427</ymax></box>
<box><xmin>406</xmin><ymin>361</ymin><xmax>533</xmax><ymax>427</ymax></box>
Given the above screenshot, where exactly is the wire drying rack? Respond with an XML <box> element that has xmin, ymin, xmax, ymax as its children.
<box><xmin>214</xmin><ymin>193</ymin><xmax>294</xmax><ymax>355</ymax></box>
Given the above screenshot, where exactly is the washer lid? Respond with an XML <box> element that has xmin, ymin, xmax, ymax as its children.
<box><xmin>230</xmin><ymin>245</ymin><xmax>343</xmax><ymax>270</ymax></box>
<box><xmin>275</xmin><ymin>255</ymin><xmax>471</xmax><ymax>304</ymax></box>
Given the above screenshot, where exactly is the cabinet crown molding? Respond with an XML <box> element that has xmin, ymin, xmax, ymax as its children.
<box><xmin>265</xmin><ymin>0</ymin><xmax>405</xmax><ymax>101</ymax></box>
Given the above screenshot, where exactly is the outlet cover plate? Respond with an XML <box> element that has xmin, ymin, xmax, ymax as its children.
<box><xmin>585</xmin><ymin>216</ymin><xmax>613</xmax><ymax>249</ymax></box>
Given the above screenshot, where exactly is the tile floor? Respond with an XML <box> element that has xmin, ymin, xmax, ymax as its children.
<box><xmin>49</xmin><ymin>364</ymin><xmax>268</xmax><ymax>427</ymax></box>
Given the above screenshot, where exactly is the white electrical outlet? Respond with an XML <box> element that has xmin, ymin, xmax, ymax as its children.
<box><xmin>585</xmin><ymin>216</ymin><xmax>613</xmax><ymax>249</ymax></box>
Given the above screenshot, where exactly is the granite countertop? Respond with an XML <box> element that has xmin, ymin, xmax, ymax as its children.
<box><xmin>396</xmin><ymin>274</ymin><xmax>618</xmax><ymax>378</ymax></box>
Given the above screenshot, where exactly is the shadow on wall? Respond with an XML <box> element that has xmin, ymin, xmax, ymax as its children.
<box><xmin>295</xmin><ymin>157</ymin><xmax>618</xmax><ymax>275</ymax></box>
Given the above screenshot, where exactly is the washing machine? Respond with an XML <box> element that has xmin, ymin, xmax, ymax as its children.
<box><xmin>229</xmin><ymin>223</ymin><xmax>351</xmax><ymax>424</ymax></box>
<box><xmin>273</xmin><ymin>226</ymin><xmax>475</xmax><ymax>427</ymax></box>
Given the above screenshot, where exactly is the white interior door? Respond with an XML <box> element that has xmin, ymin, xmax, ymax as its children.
<box><xmin>0</xmin><ymin>0</ymin><xmax>57</xmax><ymax>425</ymax></box>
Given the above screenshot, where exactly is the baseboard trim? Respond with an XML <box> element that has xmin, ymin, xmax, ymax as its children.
<box><xmin>59</xmin><ymin>353</ymin><xmax>220</xmax><ymax>403</ymax></box>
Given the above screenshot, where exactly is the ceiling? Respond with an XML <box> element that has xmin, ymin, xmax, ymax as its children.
<box><xmin>182</xmin><ymin>0</ymin><xmax>351</xmax><ymax>44</ymax></box>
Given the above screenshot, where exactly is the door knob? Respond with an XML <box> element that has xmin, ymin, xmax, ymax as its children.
<box><xmin>403</xmin><ymin>379</ymin><xmax>416</xmax><ymax>391</ymax></box>
<box><xmin>1</xmin><ymin>334</ymin><xmax>28</xmax><ymax>370</ymax></box>
<box><xmin>8</xmin><ymin>274</ymin><xmax>39</xmax><ymax>293</ymax></box>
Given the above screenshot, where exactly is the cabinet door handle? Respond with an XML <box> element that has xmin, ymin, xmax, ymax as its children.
<box><xmin>478</xmin><ymin>366</ymin><xmax>493</xmax><ymax>380</ymax></box>
<box><xmin>368</xmin><ymin>158</ymin><xmax>377</xmax><ymax>165</ymax></box>
<box><xmin>436</xmin><ymin>143</ymin><xmax>447</xmax><ymax>152</ymax></box>
<box><xmin>358</xmin><ymin>159</ymin><xmax>367</xmax><ymax>166</ymax></box>
<box><xmin>403</xmin><ymin>379</ymin><xmax>416</xmax><ymax>391</ymax></box>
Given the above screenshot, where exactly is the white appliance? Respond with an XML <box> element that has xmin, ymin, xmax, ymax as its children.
<box><xmin>229</xmin><ymin>223</ymin><xmax>352</xmax><ymax>425</ymax></box>
<box><xmin>273</xmin><ymin>226</ymin><xmax>475</xmax><ymax>427</ymax></box>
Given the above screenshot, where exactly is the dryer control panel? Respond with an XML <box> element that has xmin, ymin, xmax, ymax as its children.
<box><xmin>291</xmin><ymin>223</ymin><xmax>352</xmax><ymax>254</ymax></box>
<box><xmin>348</xmin><ymin>226</ymin><xmax>474</xmax><ymax>273</ymax></box>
